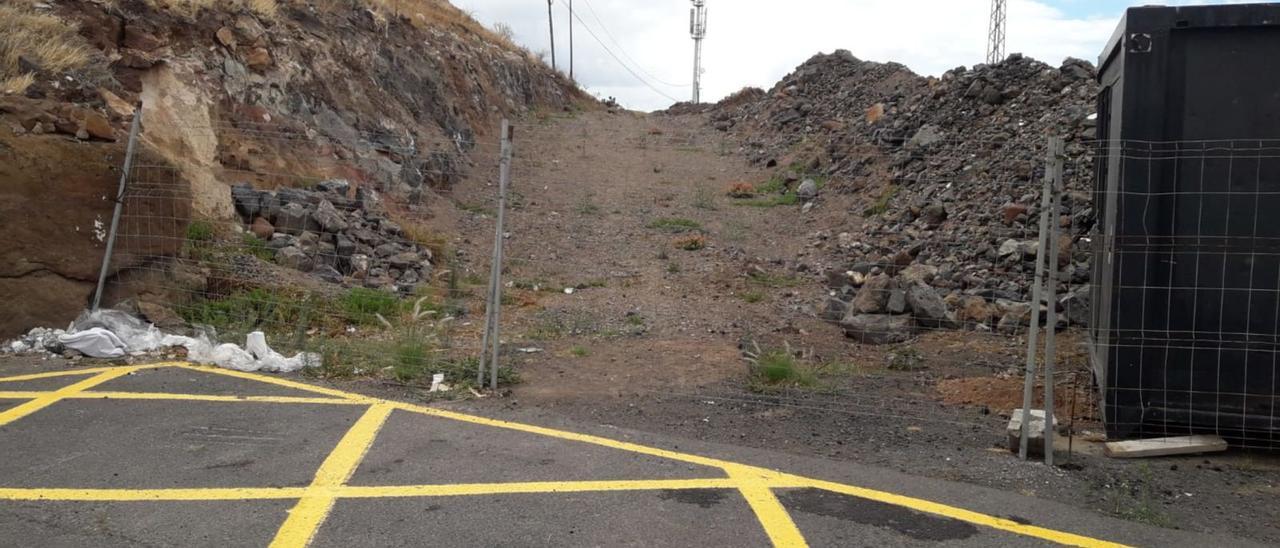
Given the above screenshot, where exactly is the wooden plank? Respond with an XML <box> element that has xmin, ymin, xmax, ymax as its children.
<box><xmin>1104</xmin><ymin>435</ymin><xmax>1229</xmax><ymax>458</ymax></box>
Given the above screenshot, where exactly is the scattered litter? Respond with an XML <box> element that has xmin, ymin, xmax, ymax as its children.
<box><xmin>516</xmin><ymin>347</ymin><xmax>544</xmax><ymax>354</ymax></box>
<box><xmin>468</xmin><ymin>387</ymin><xmax>485</xmax><ymax>398</ymax></box>
<box><xmin>564</xmin><ymin>287</ymin><xmax>575</xmax><ymax>294</ymax></box>
<box><xmin>58</xmin><ymin>328</ymin><xmax>128</xmax><ymax>358</ymax></box>
<box><xmin>428</xmin><ymin>373</ymin><xmax>451</xmax><ymax>392</ymax></box>
<box><xmin>1104</xmin><ymin>435</ymin><xmax>1228</xmax><ymax>459</ymax></box>
<box><xmin>3</xmin><ymin>308</ymin><xmax>319</xmax><ymax>373</ymax></box>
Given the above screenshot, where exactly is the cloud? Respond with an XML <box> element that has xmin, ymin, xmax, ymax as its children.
<box><xmin>452</xmin><ymin>0</ymin><xmax>1254</xmax><ymax>112</ymax></box>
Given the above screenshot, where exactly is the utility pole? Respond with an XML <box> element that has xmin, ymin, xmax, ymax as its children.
<box><xmin>987</xmin><ymin>0</ymin><xmax>1007</xmax><ymax>65</ymax></box>
<box><xmin>547</xmin><ymin>0</ymin><xmax>557</xmax><ymax>72</ymax></box>
<box><xmin>690</xmin><ymin>0</ymin><xmax>707</xmax><ymax>103</ymax></box>
<box><xmin>568</xmin><ymin>0</ymin><xmax>575</xmax><ymax>81</ymax></box>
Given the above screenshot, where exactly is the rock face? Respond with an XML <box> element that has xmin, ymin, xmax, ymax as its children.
<box><xmin>0</xmin><ymin>1</ymin><xmax>585</xmax><ymax>337</ymax></box>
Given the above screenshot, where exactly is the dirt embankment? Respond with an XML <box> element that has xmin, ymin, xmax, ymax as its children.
<box><xmin>0</xmin><ymin>0</ymin><xmax>587</xmax><ymax>337</ymax></box>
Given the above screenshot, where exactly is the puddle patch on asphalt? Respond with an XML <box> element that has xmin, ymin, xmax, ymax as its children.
<box><xmin>779</xmin><ymin>488</ymin><xmax>978</xmax><ymax>541</ymax></box>
<box><xmin>658</xmin><ymin>488</ymin><xmax>728</xmax><ymax>508</ymax></box>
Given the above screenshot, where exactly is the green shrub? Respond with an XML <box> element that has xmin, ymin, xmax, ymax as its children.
<box><xmin>339</xmin><ymin>288</ymin><xmax>401</xmax><ymax>326</ymax></box>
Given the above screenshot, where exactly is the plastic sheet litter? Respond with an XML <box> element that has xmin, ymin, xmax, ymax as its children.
<box><xmin>6</xmin><ymin>308</ymin><xmax>319</xmax><ymax>373</ymax></box>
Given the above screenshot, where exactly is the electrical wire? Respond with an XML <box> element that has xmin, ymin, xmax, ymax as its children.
<box><xmin>555</xmin><ymin>0</ymin><xmax>683</xmax><ymax>103</ymax></box>
<box><xmin>578</xmin><ymin>0</ymin><xmax>692</xmax><ymax>88</ymax></box>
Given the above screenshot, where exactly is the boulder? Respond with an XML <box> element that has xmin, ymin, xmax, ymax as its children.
<box><xmin>851</xmin><ymin>273</ymin><xmax>893</xmax><ymax>314</ymax></box>
<box><xmin>388</xmin><ymin>251</ymin><xmax>421</xmax><ymax>270</ymax></box>
<box><xmin>315</xmin><ymin>179</ymin><xmax>351</xmax><ymax>197</ymax></box>
<box><xmin>898</xmin><ymin>263</ymin><xmax>938</xmax><ymax>286</ymax></box>
<box><xmin>349</xmin><ymin>254</ymin><xmax>371</xmax><ymax>279</ymax></box>
<box><xmin>276</xmin><ymin>246</ymin><xmax>314</xmax><ymax>272</ymax></box>
<box><xmin>906</xmin><ymin>124</ymin><xmax>943</xmax><ymax>148</ymax></box>
<box><xmin>822</xmin><ymin>297</ymin><xmax>849</xmax><ymax>322</ymax></box>
<box><xmin>955</xmin><ymin>295</ymin><xmax>998</xmax><ymax>327</ymax></box>
<box><xmin>313</xmin><ymin>199</ymin><xmax>349</xmax><ymax>234</ymax></box>
<box><xmin>231</xmin><ymin>184</ymin><xmax>263</xmax><ymax>221</ymax></box>
<box><xmin>796</xmin><ymin>178</ymin><xmax>819</xmax><ymax>201</ymax></box>
<box><xmin>840</xmin><ymin>313</ymin><xmax>915</xmax><ymax>345</ymax></box>
<box><xmin>997</xmin><ymin>302</ymin><xmax>1034</xmax><ymax>334</ymax></box>
<box><xmin>886</xmin><ymin>290</ymin><xmax>907</xmax><ymax>314</ymax></box>
<box><xmin>355</xmin><ymin>186</ymin><xmax>381</xmax><ymax>211</ymax></box>
<box><xmin>275</xmin><ymin>203</ymin><xmax>314</xmax><ymax>234</ymax></box>
<box><xmin>906</xmin><ymin>283</ymin><xmax>950</xmax><ymax>328</ymax></box>
<box><xmin>1061</xmin><ymin>284</ymin><xmax>1091</xmax><ymax>326</ymax></box>
<box><xmin>250</xmin><ymin>217</ymin><xmax>274</xmax><ymax>240</ymax></box>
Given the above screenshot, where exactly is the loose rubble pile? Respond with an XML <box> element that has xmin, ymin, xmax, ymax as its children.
<box><xmin>230</xmin><ymin>180</ymin><xmax>434</xmax><ymax>293</ymax></box>
<box><xmin>707</xmin><ymin>51</ymin><xmax>1099</xmax><ymax>341</ymax></box>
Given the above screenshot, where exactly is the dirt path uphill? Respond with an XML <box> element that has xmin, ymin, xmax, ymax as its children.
<box><xmin>447</xmin><ymin>110</ymin><xmax>840</xmax><ymax>403</ymax></box>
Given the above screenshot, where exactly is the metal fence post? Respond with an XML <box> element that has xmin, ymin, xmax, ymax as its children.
<box><xmin>1019</xmin><ymin>137</ymin><xmax>1055</xmax><ymax>460</ymax></box>
<box><xmin>479</xmin><ymin>120</ymin><xmax>514</xmax><ymax>390</ymax></box>
<box><xmin>92</xmin><ymin>109</ymin><xmax>143</xmax><ymax>311</ymax></box>
<box><xmin>491</xmin><ymin>121</ymin><xmax>514</xmax><ymax>390</ymax></box>
<box><xmin>1043</xmin><ymin>136</ymin><xmax>1065</xmax><ymax>465</ymax></box>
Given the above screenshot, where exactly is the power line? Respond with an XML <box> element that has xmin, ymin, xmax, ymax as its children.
<box><xmin>578</xmin><ymin>0</ymin><xmax>691</xmax><ymax>89</ymax></box>
<box><xmin>556</xmin><ymin>0</ymin><xmax>682</xmax><ymax>103</ymax></box>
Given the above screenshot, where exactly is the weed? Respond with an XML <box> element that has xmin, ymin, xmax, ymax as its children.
<box><xmin>673</xmin><ymin>234</ymin><xmax>706</xmax><ymax>251</ymax></box>
<box><xmin>339</xmin><ymin>288</ymin><xmax>401</xmax><ymax>326</ymax></box>
<box><xmin>667</xmin><ymin>262</ymin><xmax>681</xmax><ymax>274</ymax></box>
<box><xmin>735</xmin><ymin>192</ymin><xmax>800</xmax><ymax>208</ymax></box>
<box><xmin>179</xmin><ymin>286</ymin><xmax>321</xmax><ymax>339</ymax></box>
<box><xmin>647</xmin><ymin>217</ymin><xmax>703</xmax><ymax>233</ymax></box>
<box><xmin>863</xmin><ymin>184</ymin><xmax>898</xmax><ymax>217</ymax></box>
<box><xmin>625</xmin><ymin>313</ymin><xmax>645</xmax><ymax>326</ymax></box>
<box><xmin>887</xmin><ymin>346</ymin><xmax>925</xmax><ymax>371</ymax></box>
<box><xmin>574</xmin><ymin>197</ymin><xmax>601</xmax><ymax>216</ymax></box>
<box><xmin>741</xmin><ymin>291</ymin><xmax>765</xmax><ymax>303</ymax></box>
<box><xmin>457</xmin><ymin>201</ymin><xmax>495</xmax><ymax>216</ymax></box>
<box><xmin>240</xmin><ymin>233</ymin><xmax>274</xmax><ymax>261</ymax></box>
<box><xmin>570</xmin><ymin>345</ymin><xmax>589</xmax><ymax>357</ymax></box>
<box><xmin>756</xmin><ymin>175</ymin><xmax>787</xmax><ymax>194</ymax></box>
<box><xmin>656</xmin><ymin>247</ymin><xmax>670</xmax><ymax>260</ymax></box>
<box><xmin>748</xmin><ymin>271</ymin><xmax>800</xmax><ymax>288</ymax></box>
<box><xmin>744</xmin><ymin>342</ymin><xmax>817</xmax><ymax>389</ymax></box>
<box><xmin>183</xmin><ymin>220</ymin><xmax>217</xmax><ymax>260</ymax></box>
<box><xmin>691</xmin><ymin>186</ymin><xmax>718</xmax><ymax>210</ymax></box>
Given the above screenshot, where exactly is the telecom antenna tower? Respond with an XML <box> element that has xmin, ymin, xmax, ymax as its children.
<box><xmin>690</xmin><ymin>0</ymin><xmax>707</xmax><ymax>103</ymax></box>
<box><xmin>987</xmin><ymin>0</ymin><xmax>1007</xmax><ymax>65</ymax></box>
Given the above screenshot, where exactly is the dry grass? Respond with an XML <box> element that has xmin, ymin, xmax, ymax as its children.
<box><xmin>0</xmin><ymin>3</ymin><xmax>92</xmax><ymax>83</ymax></box>
<box><xmin>133</xmin><ymin>0</ymin><xmax>278</xmax><ymax>19</ymax></box>
<box><xmin>0</xmin><ymin>73</ymin><xmax>35</xmax><ymax>95</ymax></box>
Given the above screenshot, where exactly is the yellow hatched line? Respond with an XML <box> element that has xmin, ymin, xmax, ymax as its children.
<box><xmin>270</xmin><ymin>403</ymin><xmax>393</xmax><ymax>548</ymax></box>
<box><xmin>0</xmin><ymin>487</ymin><xmax>307</xmax><ymax>501</ymax></box>
<box><xmin>0</xmin><ymin>478</ymin><xmax>792</xmax><ymax>503</ymax></box>
<box><xmin>0</xmin><ymin>391</ymin><xmax>361</xmax><ymax>405</ymax></box>
<box><xmin>0</xmin><ymin>366</ymin><xmax>148</xmax><ymax>427</ymax></box>
<box><xmin>5</xmin><ymin>363</ymin><xmax>1128</xmax><ymax>548</ymax></box>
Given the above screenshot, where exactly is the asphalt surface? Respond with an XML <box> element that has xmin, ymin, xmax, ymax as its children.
<box><xmin>0</xmin><ymin>362</ymin><xmax>1257</xmax><ymax>547</ymax></box>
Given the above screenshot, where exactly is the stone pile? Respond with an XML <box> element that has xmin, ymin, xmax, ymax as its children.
<box><xmin>231</xmin><ymin>180</ymin><xmax>433</xmax><ymax>293</ymax></box>
<box><xmin>708</xmin><ymin>51</ymin><xmax>1100</xmax><ymax>339</ymax></box>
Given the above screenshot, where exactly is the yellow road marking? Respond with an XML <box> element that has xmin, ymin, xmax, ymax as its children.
<box><xmin>0</xmin><ymin>367</ymin><xmax>145</xmax><ymax>427</ymax></box>
<box><xmin>0</xmin><ymin>363</ymin><xmax>1130</xmax><ymax>548</ymax></box>
<box><xmin>0</xmin><ymin>487</ymin><xmax>307</xmax><ymax>501</ymax></box>
<box><xmin>0</xmin><ymin>479</ymin><xmax>796</xmax><ymax>502</ymax></box>
<box><xmin>270</xmin><ymin>403</ymin><xmax>393</xmax><ymax>548</ymax></box>
<box><xmin>784</xmin><ymin>474</ymin><xmax>1128</xmax><ymax>548</ymax></box>
<box><xmin>0</xmin><ymin>391</ymin><xmax>361</xmax><ymax>405</ymax></box>
<box><xmin>727</xmin><ymin>465</ymin><xmax>808</xmax><ymax>547</ymax></box>
<box><xmin>171</xmin><ymin>363</ymin><xmax>373</xmax><ymax>402</ymax></box>
<box><xmin>0</xmin><ymin>368</ymin><xmax>108</xmax><ymax>383</ymax></box>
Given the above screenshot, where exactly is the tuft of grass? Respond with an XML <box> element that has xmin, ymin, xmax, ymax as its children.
<box><xmin>745</xmin><ymin>343</ymin><xmax>818</xmax><ymax>389</ymax></box>
<box><xmin>748</xmin><ymin>271</ymin><xmax>800</xmax><ymax>288</ymax></box>
<box><xmin>240</xmin><ymin>233</ymin><xmax>274</xmax><ymax>261</ymax></box>
<box><xmin>570</xmin><ymin>345</ymin><xmax>589</xmax><ymax>357</ymax></box>
<box><xmin>673</xmin><ymin>234</ymin><xmax>706</xmax><ymax>251</ymax></box>
<box><xmin>887</xmin><ymin>346</ymin><xmax>925</xmax><ymax>371</ymax></box>
<box><xmin>0</xmin><ymin>73</ymin><xmax>34</xmax><ymax>95</ymax></box>
<box><xmin>863</xmin><ymin>184</ymin><xmax>898</xmax><ymax>217</ymax></box>
<box><xmin>178</xmin><ymin>286</ymin><xmax>325</xmax><ymax>342</ymax></box>
<box><xmin>339</xmin><ymin>288</ymin><xmax>401</xmax><ymax>326</ymax></box>
<box><xmin>0</xmin><ymin>4</ymin><xmax>92</xmax><ymax>83</ymax></box>
<box><xmin>574</xmin><ymin>196</ymin><xmax>601</xmax><ymax>216</ymax></box>
<box><xmin>735</xmin><ymin>192</ymin><xmax>800</xmax><ymax>208</ymax></box>
<box><xmin>184</xmin><ymin>220</ymin><xmax>217</xmax><ymax>260</ymax></box>
<box><xmin>666</xmin><ymin>262</ymin><xmax>681</xmax><ymax>274</ymax></box>
<box><xmin>691</xmin><ymin>186</ymin><xmax>718</xmax><ymax>210</ymax></box>
<box><xmin>755</xmin><ymin>175</ymin><xmax>787</xmax><ymax>195</ymax></box>
<box><xmin>647</xmin><ymin>217</ymin><xmax>703</xmax><ymax>233</ymax></box>
<box><xmin>741</xmin><ymin>291</ymin><xmax>765</xmax><ymax>303</ymax></box>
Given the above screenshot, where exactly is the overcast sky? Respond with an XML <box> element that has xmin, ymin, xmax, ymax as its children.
<box><xmin>454</xmin><ymin>1</ymin><xmax>1252</xmax><ymax>111</ymax></box>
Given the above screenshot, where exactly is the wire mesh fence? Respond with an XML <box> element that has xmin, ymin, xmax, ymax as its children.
<box><xmin>1090</xmin><ymin>139</ymin><xmax>1280</xmax><ymax>449</ymax></box>
<box><xmin>93</xmin><ymin>117</ymin><xmax>514</xmax><ymax>389</ymax></box>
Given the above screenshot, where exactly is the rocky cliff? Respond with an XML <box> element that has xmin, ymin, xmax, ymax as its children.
<box><xmin>0</xmin><ymin>0</ymin><xmax>585</xmax><ymax>337</ymax></box>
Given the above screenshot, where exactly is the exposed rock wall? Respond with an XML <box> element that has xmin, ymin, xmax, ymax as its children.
<box><xmin>0</xmin><ymin>0</ymin><xmax>586</xmax><ymax>337</ymax></box>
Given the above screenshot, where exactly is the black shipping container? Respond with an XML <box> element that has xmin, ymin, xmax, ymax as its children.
<box><xmin>1091</xmin><ymin>3</ymin><xmax>1280</xmax><ymax>444</ymax></box>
